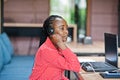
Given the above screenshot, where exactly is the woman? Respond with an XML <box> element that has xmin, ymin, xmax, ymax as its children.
<box><xmin>29</xmin><ymin>15</ymin><xmax>80</xmax><ymax>80</ymax></box>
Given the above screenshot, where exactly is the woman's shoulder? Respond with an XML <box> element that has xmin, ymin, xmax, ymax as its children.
<box><xmin>39</xmin><ymin>43</ymin><xmax>48</xmax><ymax>50</ymax></box>
<box><xmin>36</xmin><ymin>44</ymin><xmax>48</xmax><ymax>54</ymax></box>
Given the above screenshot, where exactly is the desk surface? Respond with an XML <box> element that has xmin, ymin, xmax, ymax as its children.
<box><xmin>67</xmin><ymin>41</ymin><xmax>104</xmax><ymax>53</ymax></box>
<box><xmin>77</xmin><ymin>56</ymin><xmax>120</xmax><ymax>80</ymax></box>
<box><xmin>67</xmin><ymin>41</ymin><xmax>120</xmax><ymax>55</ymax></box>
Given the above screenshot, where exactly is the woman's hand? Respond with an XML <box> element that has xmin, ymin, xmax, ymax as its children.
<box><xmin>50</xmin><ymin>34</ymin><xmax>67</xmax><ymax>50</ymax></box>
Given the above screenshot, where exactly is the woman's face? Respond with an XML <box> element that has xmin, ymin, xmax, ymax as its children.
<box><xmin>53</xmin><ymin>18</ymin><xmax>68</xmax><ymax>42</ymax></box>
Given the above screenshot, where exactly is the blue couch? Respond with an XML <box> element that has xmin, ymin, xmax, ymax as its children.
<box><xmin>0</xmin><ymin>32</ymin><xmax>34</xmax><ymax>80</ymax></box>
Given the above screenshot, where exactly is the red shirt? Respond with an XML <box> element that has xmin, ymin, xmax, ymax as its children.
<box><xmin>29</xmin><ymin>37</ymin><xmax>80</xmax><ymax>80</ymax></box>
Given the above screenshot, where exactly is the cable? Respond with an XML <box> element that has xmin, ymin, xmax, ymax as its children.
<box><xmin>112</xmin><ymin>68</ymin><xmax>120</xmax><ymax>72</ymax></box>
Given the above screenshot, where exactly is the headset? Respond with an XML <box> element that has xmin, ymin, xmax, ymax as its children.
<box><xmin>44</xmin><ymin>15</ymin><xmax>63</xmax><ymax>36</ymax></box>
<box><xmin>43</xmin><ymin>23</ymin><xmax>54</xmax><ymax>36</ymax></box>
<box><xmin>46</xmin><ymin>26</ymin><xmax>54</xmax><ymax>35</ymax></box>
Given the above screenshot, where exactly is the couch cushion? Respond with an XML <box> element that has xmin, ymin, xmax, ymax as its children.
<box><xmin>1</xmin><ymin>32</ymin><xmax>14</xmax><ymax>56</ymax></box>
<box><xmin>4</xmin><ymin>55</ymin><xmax>34</xmax><ymax>68</ymax></box>
<box><xmin>0</xmin><ymin>56</ymin><xmax>34</xmax><ymax>80</ymax></box>
<box><xmin>0</xmin><ymin>68</ymin><xmax>30</xmax><ymax>80</ymax></box>
<box><xmin>0</xmin><ymin>36</ymin><xmax>11</xmax><ymax>65</ymax></box>
<box><xmin>0</xmin><ymin>45</ymin><xmax>3</xmax><ymax>71</ymax></box>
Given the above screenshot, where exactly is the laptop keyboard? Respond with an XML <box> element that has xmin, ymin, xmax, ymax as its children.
<box><xmin>90</xmin><ymin>62</ymin><xmax>113</xmax><ymax>68</ymax></box>
<box><xmin>81</xmin><ymin>62</ymin><xmax>118</xmax><ymax>72</ymax></box>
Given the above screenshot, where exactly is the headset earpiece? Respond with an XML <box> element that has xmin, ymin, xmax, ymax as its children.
<box><xmin>47</xmin><ymin>27</ymin><xmax>54</xmax><ymax>35</ymax></box>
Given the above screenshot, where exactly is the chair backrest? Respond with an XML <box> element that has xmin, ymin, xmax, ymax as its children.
<box><xmin>0</xmin><ymin>34</ymin><xmax>12</xmax><ymax>64</ymax></box>
<box><xmin>0</xmin><ymin>45</ymin><xmax>3</xmax><ymax>71</ymax></box>
<box><xmin>0</xmin><ymin>32</ymin><xmax>14</xmax><ymax>56</ymax></box>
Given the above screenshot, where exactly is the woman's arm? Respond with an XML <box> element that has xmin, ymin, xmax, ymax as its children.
<box><xmin>40</xmin><ymin>47</ymin><xmax>81</xmax><ymax>72</ymax></box>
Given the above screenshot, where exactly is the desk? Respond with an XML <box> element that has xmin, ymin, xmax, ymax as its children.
<box><xmin>76</xmin><ymin>56</ymin><xmax>120</xmax><ymax>80</ymax></box>
<box><xmin>67</xmin><ymin>42</ymin><xmax>120</xmax><ymax>56</ymax></box>
<box><xmin>67</xmin><ymin>41</ymin><xmax>105</xmax><ymax>53</ymax></box>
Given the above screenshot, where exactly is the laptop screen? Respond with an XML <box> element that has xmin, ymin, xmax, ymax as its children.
<box><xmin>118</xmin><ymin>34</ymin><xmax>120</xmax><ymax>47</ymax></box>
<box><xmin>104</xmin><ymin>33</ymin><xmax>118</xmax><ymax>67</ymax></box>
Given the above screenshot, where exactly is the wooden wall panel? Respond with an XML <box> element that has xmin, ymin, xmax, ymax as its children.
<box><xmin>4</xmin><ymin>0</ymin><xmax>49</xmax><ymax>55</ymax></box>
<box><xmin>4</xmin><ymin>0</ymin><xmax>49</xmax><ymax>23</ymax></box>
<box><xmin>91</xmin><ymin>0</ymin><xmax>118</xmax><ymax>41</ymax></box>
<box><xmin>11</xmin><ymin>37</ymin><xmax>40</xmax><ymax>55</ymax></box>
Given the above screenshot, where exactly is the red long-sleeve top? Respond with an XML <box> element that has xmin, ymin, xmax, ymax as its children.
<box><xmin>29</xmin><ymin>37</ymin><xmax>80</xmax><ymax>80</ymax></box>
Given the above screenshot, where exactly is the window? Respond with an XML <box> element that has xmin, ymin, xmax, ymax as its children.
<box><xmin>50</xmin><ymin>0</ymin><xmax>74</xmax><ymax>24</ymax></box>
<box><xmin>50</xmin><ymin>0</ymin><xmax>87</xmax><ymax>42</ymax></box>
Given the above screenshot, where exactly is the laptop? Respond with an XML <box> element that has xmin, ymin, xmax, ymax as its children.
<box><xmin>81</xmin><ymin>33</ymin><xmax>119</xmax><ymax>72</ymax></box>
